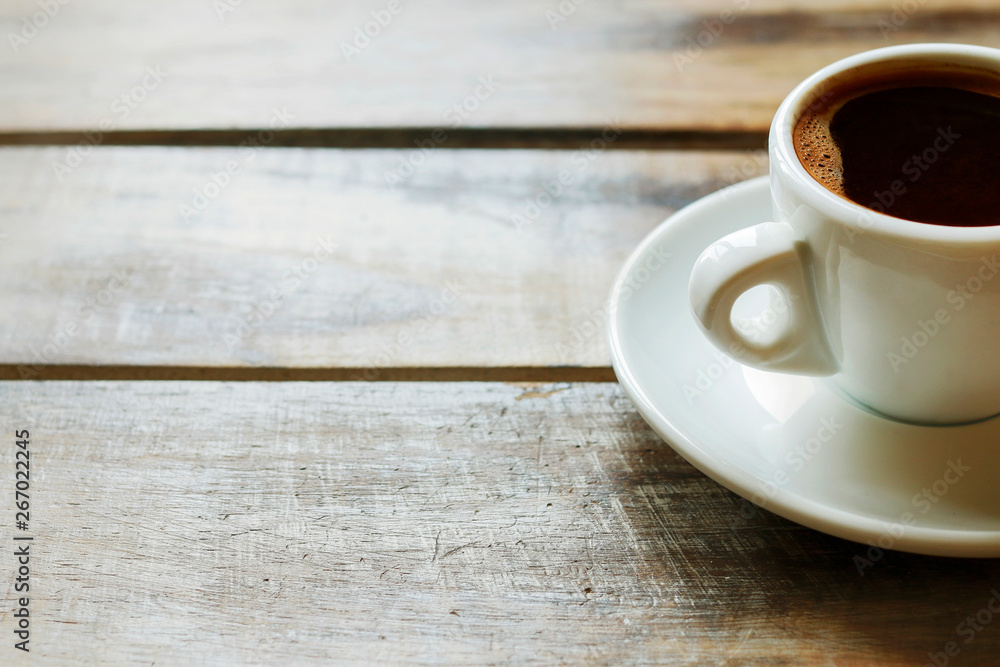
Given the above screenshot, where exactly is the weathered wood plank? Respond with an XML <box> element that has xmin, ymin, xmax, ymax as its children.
<box><xmin>1</xmin><ymin>381</ymin><xmax>998</xmax><ymax>664</ymax></box>
<box><xmin>1</xmin><ymin>1</ymin><xmax>998</xmax><ymax>133</ymax></box>
<box><xmin>0</xmin><ymin>146</ymin><xmax>769</xmax><ymax>376</ymax></box>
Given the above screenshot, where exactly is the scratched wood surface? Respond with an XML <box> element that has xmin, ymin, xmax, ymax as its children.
<box><xmin>1</xmin><ymin>0</ymin><xmax>1000</xmax><ymax>134</ymax></box>
<box><xmin>4</xmin><ymin>0</ymin><xmax>1000</xmax><ymax>664</ymax></box>
<box><xmin>0</xmin><ymin>146</ymin><xmax>767</xmax><ymax>377</ymax></box>
<box><xmin>1</xmin><ymin>381</ymin><xmax>999</xmax><ymax>665</ymax></box>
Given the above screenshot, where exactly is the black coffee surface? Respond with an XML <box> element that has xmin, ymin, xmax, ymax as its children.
<box><xmin>828</xmin><ymin>86</ymin><xmax>1000</xmax><ymax>226</ymax></box>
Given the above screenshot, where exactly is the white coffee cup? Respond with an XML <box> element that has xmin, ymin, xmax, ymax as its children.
<box><xmin>688</xmin><ymin>43</ymin><xmax>1000</xmax><ymax>425</ymax></box>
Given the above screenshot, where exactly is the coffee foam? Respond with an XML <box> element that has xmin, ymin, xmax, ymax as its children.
<box><xmin>792</xmin><ymin>104</ymin><xmax>845</xmax><ymax>197</ymax></box>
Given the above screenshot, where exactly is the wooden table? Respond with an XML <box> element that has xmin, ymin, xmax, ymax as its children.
<box><xmin>2</xmin><ymin>1</ymin><xmax>999</xmax><ymax>664</ymax></box>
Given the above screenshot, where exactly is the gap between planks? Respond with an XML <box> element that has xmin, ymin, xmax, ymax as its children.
<box><xmin>0</xmin><ymin>128</ymin><xmax>768</xmax><ymax>151</ymax></box>
<box><xmin>0</xmin><ymin>365</ymin><xmax>618</xmax><ymax>382</ymax></box>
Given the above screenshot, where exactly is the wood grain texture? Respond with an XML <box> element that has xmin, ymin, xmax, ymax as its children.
<box><xmin>1</xmin><ymin>381</ymin><xmax>998</xmax><ymax>665</ymax></box>
<box><xmin>1</xmin><ymin>1</ymin><xmax>1000</xmax><ymax>133</ymax></box>
<box><xmin>0</xmin><ymin>145</ymin><xmax>769</xmax><ymax>376</ymax></box>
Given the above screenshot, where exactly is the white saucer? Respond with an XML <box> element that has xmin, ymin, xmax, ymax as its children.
<box><xmin>607</xmin><ymin>176</ymin><xmax>1000</xmax><ymax>558</ymax></box>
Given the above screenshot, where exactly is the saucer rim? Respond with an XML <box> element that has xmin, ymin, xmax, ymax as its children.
<box><xmin>607</xmin><ymin>176</ymin><xmax>1000</xmax><ymax>558</ymax></box>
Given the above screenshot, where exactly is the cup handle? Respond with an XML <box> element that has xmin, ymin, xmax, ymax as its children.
<box><xmin>688</xmin><ymin>221</ymin><xmax>838</xmax><ymax>376</ymax></box>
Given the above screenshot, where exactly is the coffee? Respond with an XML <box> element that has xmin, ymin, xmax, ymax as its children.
<box><xmin>793</xmin><ymin>68</ymin><xmax>1000</xmax><ymax>226</ymax></box>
